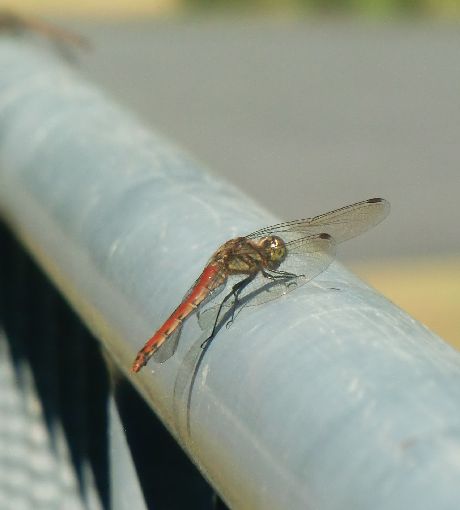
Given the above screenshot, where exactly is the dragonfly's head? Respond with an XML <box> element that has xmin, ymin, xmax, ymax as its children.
<box><xmin>258</xmin><ymin>235</ymin><xmax>287</xmax><ymax>270</ymax></box>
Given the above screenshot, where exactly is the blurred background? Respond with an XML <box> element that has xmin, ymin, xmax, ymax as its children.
<box><xmin>0</xmin><ymin>2</ymin><xmax>459</xmax><ymax>509</ymax></box>
<box><xmin>2</xmin><ymin>0</ymin><xmax>458</xmax><ymax>351</ymax></box>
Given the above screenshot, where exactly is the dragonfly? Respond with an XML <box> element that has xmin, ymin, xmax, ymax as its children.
<box><xmin>132</xmin><ymin>197</ymin><xmax>390</xmax><ymax>373</ymax></box>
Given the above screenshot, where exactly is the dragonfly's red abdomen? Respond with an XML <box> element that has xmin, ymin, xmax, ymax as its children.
<box><xmin>131</xmin><ymin>263</ymin><xmax>222</xmax><ymax>372</ymax></box>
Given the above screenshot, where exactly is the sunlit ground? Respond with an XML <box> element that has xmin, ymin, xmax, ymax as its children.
<box><xmin>355</xmin><ymin>258</ymin><xmax>460</xmax><ymax>350</ymax></box>
<box><xmin>0</xmin><ymin>0</ymin><xmax>180</xmax><ymax>19</ymax></box>
<box><xmin>4</xmin><ymin>0</ymin><xmax>460</xmax><ymax>19</ymax></box>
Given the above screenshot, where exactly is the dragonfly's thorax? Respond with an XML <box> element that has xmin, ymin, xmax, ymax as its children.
<box><xmin>212</xmin><ymin>235</ymin><xmax>287</xmax><ymax>275</ymax></box>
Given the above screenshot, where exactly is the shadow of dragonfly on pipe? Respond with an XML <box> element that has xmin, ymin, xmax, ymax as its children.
<box><xmin>171</xmin><ymin>275</ymin><xmax>331</xmax><ymax>443</ymax></box>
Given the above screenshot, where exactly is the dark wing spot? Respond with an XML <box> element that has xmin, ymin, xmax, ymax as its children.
<box><xmin>319</xmin><ymin>233</ymin><xmax>332</xmax><ymax>240</ymax></box>
<box><xmin>367</xmin><ymin>197</ymin><xmax>384</xmax><ymax>203</ymax></box>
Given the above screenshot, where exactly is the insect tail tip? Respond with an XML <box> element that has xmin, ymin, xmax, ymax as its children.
<box><xmin>131</xmin><ymin>353</ymin><xmax>146</xmax><ymax>373</ymax></box>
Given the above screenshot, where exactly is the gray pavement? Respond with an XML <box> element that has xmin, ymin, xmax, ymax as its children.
<box><xmin>68</xmin><ymin>19</ymin><xmax>459</xmax><ymax>261</ymax></box>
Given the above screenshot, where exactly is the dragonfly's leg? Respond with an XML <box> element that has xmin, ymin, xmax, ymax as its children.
<box><xmin>201</xmin><ymin>274</ymin><xmax>256</xmax><ymax>349</ymax></box>
<box><xmin>225</xmin><ymin>280</ymin><xmax>247</xmax><ymax>329</ymax></box>
<box><xmin>260</xmin><ymin>269</ymin><xmax>300</xmax><ymax>292</ymax></box>
<box><xmin>261</xmin><ymin>269</ymin><xmax>299</xmax><ymax>281</ymax></box>
<box><xmin>226</xmin><ymin>270</ymin><xmax>298</xmax><ymax>328</ymax></box>
<box><xmin>260</xmin><ymin>269</ymin><xmax>277</xmax><ymax>281</ymax></box>
<box><xmin>267</xmin><ymin>269</ymin><xmax>299</xmax><ymax>279</ymax></box>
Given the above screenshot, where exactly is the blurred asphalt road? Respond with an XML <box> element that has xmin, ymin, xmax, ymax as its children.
<box><xmin>68</xmin><ymin>19</ymin><xmax>459</xmax><ymax>262</ymax></box>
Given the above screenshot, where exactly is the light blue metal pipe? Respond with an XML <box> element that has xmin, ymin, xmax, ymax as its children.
<box><xmin>1</xmin><ymin>37</ymin><xmax>460</xmax><ymax>510</ymax></box>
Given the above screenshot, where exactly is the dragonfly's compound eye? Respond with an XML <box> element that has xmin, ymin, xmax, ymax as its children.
<box><xmin>264</xmin><ymin>236</ymin><xmax>287</xmax><ymax>269</ymax></box>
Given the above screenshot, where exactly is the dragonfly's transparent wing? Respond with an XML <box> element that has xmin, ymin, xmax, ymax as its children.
<box><xmin>195</xmin><ymin>274</ymin><xmax>240</xmax><ymax>331</ymax></box>
<box><xmin>241</xmin><ymin>233</ymin><xmax>336</xmax><ymax>305</ymax></box>
<box><xmin>198</xmin><ymin>233</ymin><xmax>336</xmax><ymax>331</ymax></box>
<box><xmin>246</xmin><ymin>198</ymin><xmax>390</xmax><ymax>244</ymax></box>
<box><xmin>152</xmin><ymin>325</ymin><xmax>182</xmax><ymax>363</ymax></box>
